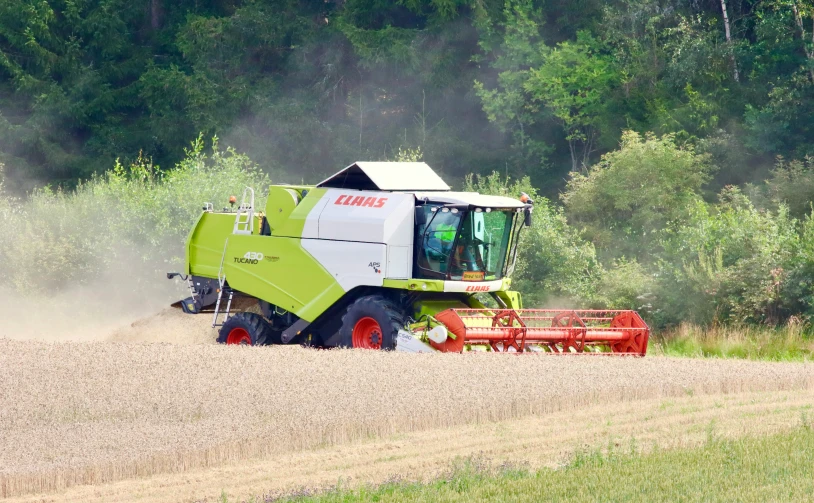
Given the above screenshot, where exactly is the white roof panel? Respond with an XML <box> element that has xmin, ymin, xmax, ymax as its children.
<box><xmin>411</xmin><ymin>191</ymin><xmax>526</xmax><ymax>208</ymax></box>
<box><xmin>317</xmin><ymin>162</ymin><xmax>451</xmax><ymax>191</ymax></box>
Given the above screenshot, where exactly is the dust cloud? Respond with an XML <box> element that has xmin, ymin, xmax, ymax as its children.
<box><xmin>0</xmin><ymin>252</ymin><xmax>212</xmax><ymax>344</ymax></box>
<box><xmin>0</xmin><ymin>279</ymin><xmax>209</xmax><ymax>344</ymax></box>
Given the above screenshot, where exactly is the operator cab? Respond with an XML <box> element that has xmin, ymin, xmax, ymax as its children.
<box><xmin>412</xmin><ymin>193</ymin><xmax>530</xmax><ymax>282</ymax></box>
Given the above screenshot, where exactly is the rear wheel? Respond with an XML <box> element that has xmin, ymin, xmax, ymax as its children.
<box><xmin>218</xmin><ymin>312</ymin><xmax>271</xmax><ymax>346</ymax></box>
<box><xmin>339</xmin><ymin>296</ymin><xmax>404</xmax><ymax>350</ymax></box>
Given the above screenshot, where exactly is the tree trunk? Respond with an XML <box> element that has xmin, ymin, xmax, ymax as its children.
<box><xmin>792</xmin><ymin>2</ymin><xmax>814</xmax><ymax>83</ymax></box>
<box><xmin>150</xmin><ymin>0</ymin><xmax>163</xmax><ymax>30</ymax></box>
<box><xmin>580</xmin><ymin>130</ymin><xmax>596</xmax><ymax>173</ymax></box>
<box><xmin>720</xmin><ymin>0</ymin><xmax>739</xmax><ymax>82</ymax></box>
<box><xmin>568</xmin><ymin>140</ymin><xmax>578</xmax><ymax>173</ymax></box>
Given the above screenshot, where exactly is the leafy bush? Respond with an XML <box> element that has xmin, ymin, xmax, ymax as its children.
<box><xmin>2</xmin><ymin>132</ymin><xmax>813</xmax><ymax>333</ymax></box>
<box><xmin>557</xmin><ymin>131</ymin><xmax>814</xmax><ymax>328</ymax></box>
<box><xmin>595</xmin><ymin>258</ymin><xmax>655</xmax><ymax>312</ymax></box>
<box><xmin>782</xmin><ymin>213</ymin><xmax>814</xmax><ymax>321</ymax></box>
<box><xmin>0</xmin><ymin>137</ymin><xmax>271</xmax><ymax>296</ymax></box>
<box><xmin>763</xmin><ymin>156</ymin><xmax>814</xmax><ymax>219</ymax></box>
<box><xmin>657</xmin><ymin>188</ymin><xmax>802</xmax><ymax>326</ymax></box>
<box><xmin>562</xmin><ymin>131</ymin><xmax>714</xmax><ymax>261</ymax></box>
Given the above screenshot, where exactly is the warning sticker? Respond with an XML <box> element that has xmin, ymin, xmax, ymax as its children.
<box><xmin>462</xmin><ymin>271</ymin><xmax>485</xmax><ymax>281</ymax></box>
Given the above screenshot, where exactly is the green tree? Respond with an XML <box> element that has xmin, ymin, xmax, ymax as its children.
<box><xmin>524</xmin><ymin>31</ymin><xmax>615</xmax><ymax>172</ymax></box>
<box><xmin>562</xmin><ymin>131</ymin><xmax>714</xmax><ymax>261</ymax></box>
<box><xmin>658</xmin><ymin>188</ymin><xmax>802</xmax><ymax>325</ymax></box>
<box><xmin>763</xmin><ymin>156</ymin><xmax>814</xmax><ymax>218</ymax></box>
<box><xmin>474</xmin><ymin>0</ymin><xmax>552</xmax><ymax>174</ymax></box>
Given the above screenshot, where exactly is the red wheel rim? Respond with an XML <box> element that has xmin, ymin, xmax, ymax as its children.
<box><xmin>226</xmin><ymin>327</ymin><xmax>252</xmax><ymax>345</ymax></box>
<box><xmin>352</xmin><ymin>317</ymin><xmax>382</xmax><ymax>349</ymax></box>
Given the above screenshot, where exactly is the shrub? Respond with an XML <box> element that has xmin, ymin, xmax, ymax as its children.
<box><xmin>763</xmin><ymin>156</ymin><xmax>814</xmax><ymax>219</ymax></box>
<box><xmin>657</xmin><ymin>187</ymin><xmax>801</xmax><ymax>326</ymax></box>
<box><xmin>596</xmin><ymin>258</ymin><xmax>655</xmax><ymax>312</ymax></box>
<box><xmin>0</xmin><ymin>136</ymin><xmax>271</xmax><ymax>296</ymax></box>
<box><xmin>562</xmin><ymin>131</ymin><xmax>714</xmax><ymax>262</ymax></box>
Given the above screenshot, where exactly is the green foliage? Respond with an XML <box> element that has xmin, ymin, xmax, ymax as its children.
<box><xmin>474</xmin><ymin>1</ymin><xmax>552</xmax><ymax>173</ymax></box>
<box><xmin>562</xmin><ymin>131</ymin><xmax>714</xmax><ymax>260</ymax></box>
<box><xmin>762</xmin><ymin>156</ymin><xmax>814</xmax><ymax>218</ymax></box>
<box><xmin>257</xmin><ymin>428</ymin><xmax>814</xmax><ymax>502</ymax></box>
<box><xmin>537</xmin><ymin>129</ymin><xmax>814</xmax><ymax>328</ymax></box>
<box><xmin>655</xmin><ymin>322</ymin><xmax>814</xmax><ymax>361</ymax></box>
<box><xmin>2</xmin><ymin>0</ymin><xmax>814</xmax><ymax>196</ymax></box>
<box><xmin>0</xmin><ymin>136</ymin><xmax>270</xmax><ymax>295</ymax></box>
<box><xmin>595</xmin><ymin>258</ymin><xmax>654</xmax><ymax>311</ymax></box>
<box><xmin>744</xmin><ymin>78</ymin><xmax>814</xmax><ymax>158</ymax></box>
<box><xmin>783</xmin><ymin>212</ymin><xmax>814</xmax><ymax>320</ymax></box>
<box><xmin>3</xmin><ymin>0</ymin><xmax>814</xmax><ymax>334</ymax></box>
<box><xmin>525</xmin><ymin>31</ymin><xmax>616</xmax><ymax>172</ymax></box>
<box><xmin>4</xmin><ymin>128</ymin><xmax>814</xmax><ymax>331</ymax></box>
<box><xmin>659</xmin><ymin>188</ymin><xmax>803</xmax><ymax>325</ymax></box>
<box><xmin>338</xmin><ymin>23</ymin><xmax>420</xmax><ymax>68</ymax></box>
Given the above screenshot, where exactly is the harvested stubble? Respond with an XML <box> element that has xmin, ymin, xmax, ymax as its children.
<box><xmin>1</xmin><ymin>338</ymin><xmax>814</xmax><ymax>498</ymax></box>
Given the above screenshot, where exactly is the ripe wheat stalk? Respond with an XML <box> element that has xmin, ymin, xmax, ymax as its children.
<box><xmin>1</xmin><ymin>338</ymin><xmax>813</xmax><ymax>498</ymax></box>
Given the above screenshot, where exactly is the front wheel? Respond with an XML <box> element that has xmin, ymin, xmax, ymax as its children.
<box><xmin>218</xmin><ymin>312</ymin><xmax>271</xmax><ymax>346</ymax></box>
<box><xmin>339</xmin><ymin>296</ymin><xmax>404</xmax><ymax>350</ymax></box>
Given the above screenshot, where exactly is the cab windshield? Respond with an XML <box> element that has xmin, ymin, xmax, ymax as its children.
<box><xmin>415</xmin><ymin>205</ymin><xmax>518</xmax><ymax>281</ymax></box>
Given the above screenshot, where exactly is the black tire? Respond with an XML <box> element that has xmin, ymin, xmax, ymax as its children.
<box><xmin>217</xmin><ymin>312</ymin><xmax>272</xmax><ymax>346</ymax></box>
<box><xmin>339</xmin><ymin>295</ymin><xmax>404</xmax><ymax>350</ymax></box>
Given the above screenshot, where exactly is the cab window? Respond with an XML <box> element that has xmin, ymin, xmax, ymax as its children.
<box><xmin>414</xmin><ymin>206</ymin><xmax>515</xmax><ymax>281</ymax></box>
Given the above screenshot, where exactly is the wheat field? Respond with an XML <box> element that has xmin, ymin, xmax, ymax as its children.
<box><xmin>2</xmin><ymin>327</ymin><xmax>814</xmax><ymax>498</ymax></box>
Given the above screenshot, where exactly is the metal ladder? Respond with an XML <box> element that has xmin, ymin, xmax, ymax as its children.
<box><xmin>211</xmin><ymin>288</ymin><xmax>235</xmax><ymax>328</ymax></box>
<box><xmin>212</xmin><ymin>239</ymin><xmax>233</xmax><ymax>328</ymax></box>
<box><xmin>213</xmin><ymin>186</ymin><xmax>255</xmax><ymax>327</ymax></box>
<box><xmin>232</xmin><ymin>187</ymin><xmax>255</xmax><ymax>235</ymax></box>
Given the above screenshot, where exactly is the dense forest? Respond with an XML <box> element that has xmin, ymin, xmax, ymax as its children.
<box><xmin>2</xmin><ymin>0</ymin><xmax>814</xmax><ymax>329</ymax></box>
<box><xmin>3</xmin><ymin>0</ymin><xmax>814</xmax><ymax>192</ymax></box>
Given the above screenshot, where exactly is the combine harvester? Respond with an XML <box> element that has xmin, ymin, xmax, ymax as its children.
<box><xmin>168</xmin><ymin>162</ymin><xmax>649</xmax><ymax>354</ymax></box>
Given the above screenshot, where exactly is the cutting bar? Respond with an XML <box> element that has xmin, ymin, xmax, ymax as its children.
<box><xmin>430</xmin><ymin>309</ymin><xmax>650</xmax><ymax>355</ymax></box>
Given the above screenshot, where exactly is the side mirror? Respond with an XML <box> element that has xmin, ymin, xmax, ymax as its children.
<box><xmin>415</xmin><ymin>206</ymin><xmax>427</xmax><ymax>226</ymax></box>
<box><xmin>524</xmin><ymin>208</ymin><xmax>532</xmax><ymax>227</ymax></box>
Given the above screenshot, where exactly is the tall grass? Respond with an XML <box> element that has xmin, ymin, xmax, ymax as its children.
<box><xmin>262</xmin><ymin>426</ymin><xmax>814</xmax><ymax>502</ymax></box>
<box><xmin>653</xmin><ymin>322</ymin><xmax>814</xmax><ymax>361</ymax></box>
